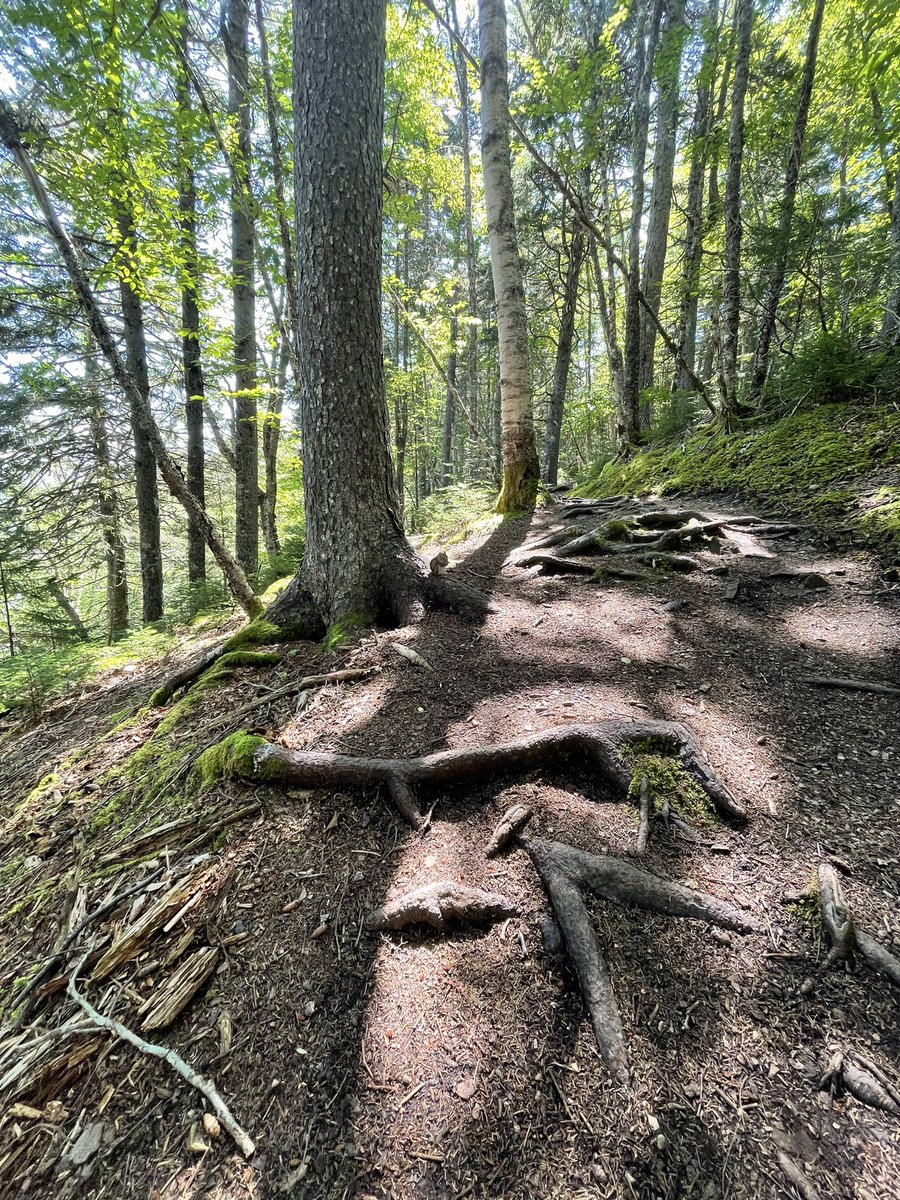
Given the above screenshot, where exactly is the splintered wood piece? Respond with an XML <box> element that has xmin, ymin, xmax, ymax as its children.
<box><xmin>816</xmin><ymin>862</ymin><xmax>854</xmax><ymax>965</ymax></box>
<box><xmin>367</xmin><ymin>882</ymin><xmax>517</xmax><ymax>933</ymax></box>
<box><xmin>92</xmin><ymin>867</ymin><xmax>213</xmax><ymax>981</ymax></box>
<box><xmin>485</xmin><ymin>804</ymin><xmax>533</xmax><ymax>857</ymax></box>
<box><xmin>97</xmin><ymin>817</ymin><xmax>200</xmax><ymax>867</ymax></box>
<box><xmin>139</xmin><ymin>946</ymin><xmax>219</xmax><ymax>1031</ymax></box>
<box><xmin>634</xmin><ymin>777</ymin><xmax>651</xmax><ymax>856</ymax></box>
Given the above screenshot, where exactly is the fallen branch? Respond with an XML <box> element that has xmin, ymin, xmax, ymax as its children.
<box><xmin>203</xmin><ymin>668</ymin><xmax>374</xmax><ymax>731</ymax></box>
<box><xmin>775</xmin><ymin>1150</ymin><xmax>821</xmax><ymax>1200</ymax></box>
<box><xmin>367</xmin><ymin>882</ymin><xmax>517</xmax><ymax>933</ymax></box>
<box><xmin>799</xmin><ymin>676</ymin><xmax>900</xmax><ymax>698</ymax></box>
<box><xmin>67</xmin><ymin>952</ymin><xmax>255</xmax><ymax>1157</ymax></box>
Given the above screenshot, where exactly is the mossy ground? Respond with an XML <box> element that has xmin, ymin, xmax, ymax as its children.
<box><xmin>621</xmin><ymin>739</ymin><xmax>718</xmax><ymax>826</ymax></box>
<box><xmin>577</xmin><ymin>402</ymin><xmax>900</xmax><ymax>555</ymax></box>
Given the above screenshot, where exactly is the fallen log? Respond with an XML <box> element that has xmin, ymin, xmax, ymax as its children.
<box><xmin>799</xmin><ymin>675</ymin><xmax>900</xmax><ymax>698</ymax></box>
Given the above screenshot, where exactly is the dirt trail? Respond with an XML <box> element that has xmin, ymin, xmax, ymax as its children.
<box><xmin>0</xmin><ymin>495</ymin><xmax>898</xmax><ymax>1200</ymax></box>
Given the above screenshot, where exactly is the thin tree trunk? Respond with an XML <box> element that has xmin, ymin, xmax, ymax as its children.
<box><xmin>0</xmin><ymin>561</ymin><xmax>14</xmax><ymax>657</ymax></box>
<box><xmin>621</xmin><ymin>0</ymin><xmax>661</xmax><ymax>449</ymax></box>
<box><xmin>47</xmin><ymin>578</ymin><xmax>89</xmax><ymax>641</ymax></box>
<box><xmin>884</xmin><ymin>154</ymin><xmax>900</xmax><ymax>343</ymax></box>
<box><xmin>639</xmin><ymin>0</ymin><xmax>687</xmax><ymax>398</ymax></box>
<box><xmin>116</xmin><ymin>207</ymin><xmax>164</xmax><ymax>623</ymax></box>
<box><xmin>177</xmin><ymin>0</ymin><xmax>206</xmax><ymax>583</ymax></box>
<box><xmin>749</xmin><ymin>0</ymin><xmax>826</xmax><ymax>398</ymax></box>
<box><xmin>442</xmin><ymin>302</ymin><xmax>458</xmax><ymax>486</ymax></box>
<box><xmin>544</xmin><ymin>220</ymin><xmax>584</xmax><ymax>486</ymax></box>
<box><xmin>478</xmin><ymin>0</ymin><xmax>539</xmax><ymax>511</ymax></box>
<box><xmin>0</xmin><ymin>107</ymin><xmax>262</xmax><ymax>619</ymax></box>
<box><xmin>222</xmin><ymin>0</ymin><xmax>259</xmax><ymax>575</ymax></box>
<box><xmin>450</xmin><ymin>9</ymin><xmax>480</xmax><ymax>482</ymax></box>
<box><xmin>86</xmin><ymin>348</ymin><xmax>129</xmax><ymax>640</ymax></box>
<box><xmin>261</xmin><ymin>337</ymin><xmax>287</xmax><ymax>557</ymax></box>
<box><xmin>674</xmin><ymin>0</ymin><xmax>719</xmax><ymax>392</ymax></box>
<box><xmin>719</xmin><ymin>0</ymin><xmax>753</xmax><ymax>418</ymax></box>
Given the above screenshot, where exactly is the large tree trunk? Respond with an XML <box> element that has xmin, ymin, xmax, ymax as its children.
<box><xmin>116</xmin><ymin>209</ymin><xmax>164</xmax><ymax>623</ymax></box>
<box><xmin>0</xmin><ymin>106</ymin><xmax>263</xmax><ymax>620</ymax></box>
<box><xmin>885</xmin><ymin>160</ymin><xmax>900</xmax><ymax>344</ymax></box>
<box><xmin>749</xmin><ymin>0</ymin><xmax>826</xmax><ymax>399</ymax></box>
<box><xmin>261</xmin><ymin>337</ymin><xmax>287</xmax><ymax>558</ymax></box>
<box><xmin>638</xmin><ymin>0</ymin><xmax>687</xmax><ymax>399</ymax></box>
<box><xmin>177</xmin><ymin>2</ymin><xmax>207</xmax><ymax>583</ymax></box>
<box><xmin>673</xmin><ymin>0</ymin><xmax>719</xmax><ymax>392</ymax></box>
<box><xmin>543</xmin><ymin>220</ymin><xmax>585</xmax><ymax>486</ymax></box>
<box><xmin>477</xmin><ymin>0</ymin><xmax>539</xmax><ymax>512</ymax></box>
<box><xmin>719</xmin><ymin>0</ymin><xmax>753</xmax><ymax>418</ymax></box>
<box><xmin>621</xmin><ymin>0</ymin><xmax>660</xmax><ymax>449</ymax></box>
<box><xmin>222</xmin><ymin>0</ymin><xmax>259</xmax><ymax>576</ymax></box>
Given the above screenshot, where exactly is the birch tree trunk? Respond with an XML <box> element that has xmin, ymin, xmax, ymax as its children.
<box><xmin>719</xmin><ymin>0</ymin><xmax>753</xmax><ymax>418</ymax></box>
<box><xmin>749</xmin><ymin>0</ymin><xmax>826</xmax><ymax>399</ymax></box>
<box><xmin>222</xmin><ymin>0</ymin><xmax>259</xmax><ymax>576</ymax></box>
<box><xmin>442</xmin><ymin>301</ymin><xmax>458</xmax><ymax>487</ymax></box>
<box><xmin>543</xmin><ymin>220</ymin><xmax>585</xmax><ymax>486</ymax></box>
<box><xmin>639</xmin><ymin>0</ymin><xmax>687</xmax><ymax>399</ymax></box>
<box><xmin>116</xmin><ymin>208</ymin><xmax>164</xmax><ymax>623</ymax></box>
<box><xmin>477</xmin><ymin>0</ymin><xmax>539</xmax><ymax>512</ymax></box>
<box><xmin>177</xmin><ymin>1</ymin><xmax>206</xmax><ymax>583</ymax></box>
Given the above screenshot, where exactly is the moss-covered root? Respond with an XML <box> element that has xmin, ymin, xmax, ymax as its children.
<box><xmin>195</xmin><ymin>732</ymin><xmax>270</xmax><ymax>789</ymax></box>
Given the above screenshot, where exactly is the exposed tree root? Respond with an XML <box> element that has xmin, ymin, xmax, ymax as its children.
<box><xmin>525</xmin><ymin>838</ymin><xmax>758</xmax><ymax>1085</ymax></box>
<box><xmin>515</xmin><ymin>554</ymin><xmax>598</xmax><ymax>576</ymax></box>
<box><xmin>628</xmin><ymin>551</ymin><xmax>700</xmax><ymax>572</ymax></box>
<box><xmin>150</xmin><ymin>644</ymin><xmax>229</xmax><ymax>707</ymax></box>
<box><xmin>820</xmin><ymin>1049</ymin><xmax>900</xmax><ymax>1114</ymax></box>
<box><xmin>206</xmin><ymin>718</ymin><xmax>747</xmax><ymax>830</ymax></box>
<box><xmin>366</xmin><ymin>882</ymin><xmax>517</xmax><ymax>933</ymax></box>
<box><xmin>634</xmin><ymin>776</ymin><xmax>651</xmax><ymax>856</ymax></box>
<box><xmin>804</xmin><ymin>862</ymin><xmax>900</xmax><ymax>991</ymax></box>
<box><xmin>775</xmin><ymin>1149</ymin><xmax>821</xmax><ymax>1200</ymax></box>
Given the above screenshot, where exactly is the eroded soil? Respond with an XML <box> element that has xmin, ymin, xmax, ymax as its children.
<box><xmin>0</xmin><ymin>494</ymin><xmax>898</xmax><ymax>1200</ymax></box>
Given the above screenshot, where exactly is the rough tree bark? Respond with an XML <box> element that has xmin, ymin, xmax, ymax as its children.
<box><xmin>673</xmin><ymin>0</ymin><xmax>719</xmax><ymax>392</ymax></box>
<box><xmin>177</xmin><ymin>0</ymin><xmax>206</xmax><ymax>583</ymax></box>
<box><xmin>115</xmin><ymin>207</ymin><xmax>164</xmax><ymax>623</ymax></box>
<box><xmin>0</xmin><ymin>104</ymin><xmax>263</xmax><ymax>620</ymax></box>
<box><xmin>449</xmin><ymin>7</ymin><xmax>481</xmax><ymax>482</ymax></box>
<box><xmin>442</xmin><ymin>297</ymin><xmax>458</xmax><ymax>487</ymax></box>
<box><xmin>543</xmin><ymin>218</ymin><xmax>585</xmax><ymax>486</ymax></box>
<box><xmin>638</xmin><ymin>0</ymin><xmax>687</xmax><ymax>397</ymax></box>
<box><xmin>477</xmin><ymin>0</ymin><xmax>540</xmax><ymax>511</ymax></box>
<box><xmin>222</xmin><ymin>0</ymin><xmax>259</xmax><ymax>576</ymax></box>
<box><xmin>719</xmin><ymin>0</ymin><xmax>753</xmax><ymax>418</ymax></box>
<box><xmin>621</xmin><ymin>0</ymin><xmax>661</xmax><ymax>448</ymax></box>
<box><xmin>749</xmin><ymin>0</ymin><xmax>826</xmax><ymax>399</ymax></box>
<box><xmin>266</xmin><ymin>0</ymin><xmax>490</xmax><ymax>635</ymax></box>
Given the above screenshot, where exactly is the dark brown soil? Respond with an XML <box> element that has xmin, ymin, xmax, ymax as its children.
<box><xmin>1</xmin><ymin>496</ymin><xmax>898</xmax><ymax>1200</ymax></box>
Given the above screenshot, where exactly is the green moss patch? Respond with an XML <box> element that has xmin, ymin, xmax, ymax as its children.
<box><xmin>324</xmin><ymin>611</ymin><xmax>372</xmax><ymax>652</ymax></box>
<box><xmin>621</xmin><ymin>739</ymin><xmax>717</xmax><ymax>826</ymax></box>
<box><xmin>577</xmin><ymin>402</ymin><xmax>900</xmax><ymax>554</ymax></box>
<box><xmin>195</xmin><ymin>732</ymin><xmax>269</xmax><ymax>788</ymax></box>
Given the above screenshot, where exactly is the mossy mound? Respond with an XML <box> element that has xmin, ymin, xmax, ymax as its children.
<box><xmin>324</xmin><ymin>611</ymin><xmax>373</xmax><ymax>652</ymax></box>
<box><xmin>621</xmin><ymin>739</ymin><xmax>718</xmax><ymax>826</ymax></box>
<box><xmin>195</xmin><ymin>732</ymin><xmax>269</xmax><ymax>788</ymax></box>
<box><xmin>577</xmin><ymin>402</ymin><xmax>900</xmax><ymax>553</ymax></box>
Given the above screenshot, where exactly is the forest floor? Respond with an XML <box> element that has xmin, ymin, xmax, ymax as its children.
<box><xmin>0</xmin><ymin>490</ymin><xmax>898</xmax><ymax>1200</ymax></box>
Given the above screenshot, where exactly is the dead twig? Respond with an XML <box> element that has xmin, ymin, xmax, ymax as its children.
<box><xmin>67</xmin><ymin>951</ymin><xmax>255</xmax><ymax>1157</ymax></box>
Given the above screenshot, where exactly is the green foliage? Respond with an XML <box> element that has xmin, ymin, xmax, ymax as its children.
<box><xmin>579</xmin><ymin>402</ymin><xmax>900</xmax><ymax>551</ymax></box>
<box><xmin>323</xmin><ymin>612</ymin><xmax>372</xmax><ymax>653</ymax></box>
<box><xmin>410</xmin><ymin>485</ymin><xmax>498</xmax><ymax>544</ymax></box>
